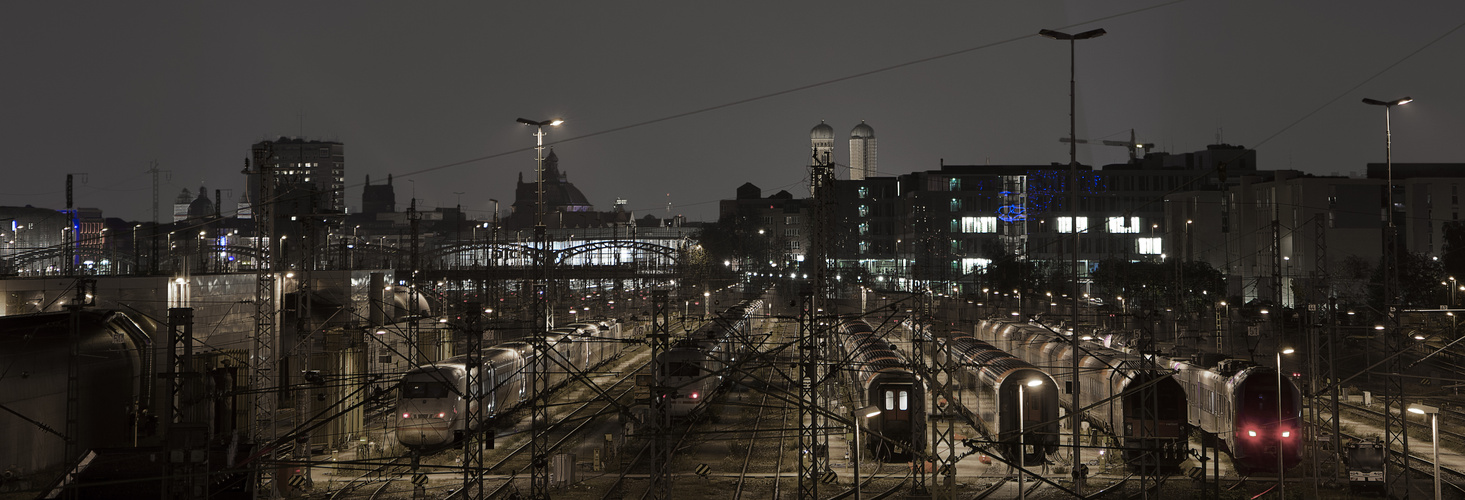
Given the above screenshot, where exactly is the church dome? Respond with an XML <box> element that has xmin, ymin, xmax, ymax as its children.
<box><xmin>187</xmin><ymin>186</ymin><xmax>214</xmax><ymax>219</ymax></box>
<box><xmin>810</xmin><ymin>121</ymin><xmax>834</xmax><ymax>140</ymax></box>
<box><xmin>851</xmin><ymin>121</ymin><xmax>874</xmax><ymax>138</ymax></box>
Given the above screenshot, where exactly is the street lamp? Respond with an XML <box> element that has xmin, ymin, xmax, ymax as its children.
<box><xmin>1408</xmin><ymin>403</ymin><xmax>1441</xmax><ymax>500</ymax></box>
<box><xmin>853</xmin><ymin>404</ymin><xmax>881</xmax><ymax>500</ymax></box>
<box><xmin>1362</xmin><ymin>96</ymin><xmax>1412</xmax><ymax>227</ymax></box>
<box><xmin>1041</xmin><ymin>27</ymin><xmax>1105</xmax><ymax>491</ymax></box>
<box><xmin>1277</xmin><ymin>347</ymin><xmax>1295</xmax><ymax>497</ymax></box>
<box><xmin>1018</xmin><ymin>378</ymin><xmax>1043</xmax><ymax>500</ymax></box>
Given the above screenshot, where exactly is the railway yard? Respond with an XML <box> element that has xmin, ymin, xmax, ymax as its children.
<box><xmin>6</xmin><ymin>283</ymin><xmax>1465</xmax><ymax>499</ymax></box>
<box><xmin>241</xmin><ymin>290</ymin><xmax>1465</xmax><ymax>498</ymax></box>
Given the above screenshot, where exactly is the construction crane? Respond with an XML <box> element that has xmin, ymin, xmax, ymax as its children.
<box><xmin>1059</xmin><ymin>129</ymin><xmax>1155</xmax><ymax>161</ymax></box>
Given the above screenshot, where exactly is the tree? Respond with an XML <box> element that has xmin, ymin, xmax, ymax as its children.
<box><xmin>692</xmin><ymin>208</ymin><xmax>776</xmax><ymax>281</ymax></box>
<box><xmin>1369</xmin><ymin>250</ymin><xmax>1448</xmax><ymax>309</ymax></box>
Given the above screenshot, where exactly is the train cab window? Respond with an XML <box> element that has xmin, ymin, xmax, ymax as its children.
<box><xmin>403</xmin><ymin>381</ymin><xmax>449</xmax><ymax>399</ymax></box>
<box><xmin>667</xmin><ymin>362</ymin><xmax>700</xmax><ymax>377</ymax></box>
<box><xmin>899</xmin><ymin>391</ymin><xmax>909</xmax><ymax>411</ymax></box>
<box><xmin>885</xmin><ymin>390</ymin><xmax>895</xmax><ymax>410</ymax></box>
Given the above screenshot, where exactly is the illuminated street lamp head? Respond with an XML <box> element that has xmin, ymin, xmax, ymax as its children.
<box><xmin>1027</xmin><ymin>379</ymin><xmax>1043</xmax><ymax>387</ymax></box>
<box><xmin>1362</xmin><ymin>96</ymin><xmax>1413</xmax><ymax>107</ymax></box>
<box><xmin>1281</xmin><ymin>347</ymin><xmax>1294</xmax><ymax>355</ymax></box>
<box><xmin>1039</xmin><ymin>28</ymin><xmax>1107</xmax><ymax>40</ymax></box>
<box><xmin>1409</xmin><ymin>404</ymin><xmax>1439</xmax><ymax>415</ymax></box>
<box><xmin>859</xmin><ymin>405</ymin><xmax>882</xmax><ymax>418</ymax></box>
<box><xmin>516</xmin><ymin>118</ymin><xmax>564</xmax><ymax>127</ymax></box>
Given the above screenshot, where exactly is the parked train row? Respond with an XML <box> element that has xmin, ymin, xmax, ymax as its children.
<box><xmin>973</xmin><ymin>319</ymin><xmax>1303</xmax><ymax>472</ymax></box>
<box><xmin>651</xmin><ymin>299</ymin><xmax>763</xmax><ymax>420</ymax></box>
<box><xmin>903</xmin><ymin>322</ymin><xmax>1060</xmax><ymax>467</ymax></box>
<box><xmin>971</xmin><ymin>320</ymin><xmax>1187</xmax><ymax>469</ymax></box>
<box><xmin>834</xmin><ymin>318</ymin><xmax>927</xmax><ymax>461</ymax></box>
<box><xmin>395</xmin><ymin>318</ymin><xmax>624</xmax><ymax>449</ymax></box>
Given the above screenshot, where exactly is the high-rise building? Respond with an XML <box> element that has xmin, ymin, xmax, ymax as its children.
<box><xmin>849</xmin><ymin>121</ymin><xmax>876</xmax><ymax>180</ymax></box>
<box><xmin>249</xmin><ymin>137</ymin><xmax>346</xmax><ymax>214</ymax></box>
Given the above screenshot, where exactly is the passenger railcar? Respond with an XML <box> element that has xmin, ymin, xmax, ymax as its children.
<box><xmin>652</xmin><ymin>300</ymin><xmax>761</xmax><ymax>420</ymax></box>
<box><xmin>836</xmin><ymin>319</ymin><xmax>926</xmax><ymax>461</ymax></box>
<box><xmin>395</xmin><ymin>318</ymin><xmax>622</xmax><ymax>449</ymax></box>
<box><xmin>1169</xmin><ymin>357</ymin><xmax>1303</xmax><ymax>472</ymax></box>
<box><xmin>974</xmin><ymin>320</ymin><xmax>1188</xmax><ymax>470</ymax></box>
<box><xmin>913</xmin><ymin>323</ymin><xmax>1058</xmax><ymax>467</ymax></box>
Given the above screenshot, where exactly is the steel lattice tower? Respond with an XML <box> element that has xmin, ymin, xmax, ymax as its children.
<box><xmin>528</xmin><ymin>121</ymin><xmax>553</xmax><ymax>500</ymax></box>
<box><xmin>462</xmin><ymin>304</ymin><xmax>484</xmax><ymax>498</ymax></box>
<box><xmin>1382</xmin><ymin>223</ymin><xmax>1411</xmax><ymax>497</ymax></box>
<box><xmin>797</xmin><ymin>152</ymin><xmax>835</xmax><ymax>499</ymax></box>
<box><xmin>921</xmin><ymin>299</ymin><xmax>958</xmax><ymax>499</ymax></box>
<box><xmin>247</xmin><ymin>146</ymin><xmax>280</xmax><ymax>499</ymax></box>
<box><xmin>797</xmin><ymin>288</ymin><xmax>821</xmax><ymax>499</ymax></box>
<box><xmin>1307</xmin><ymin>216</ymin><xmax>1344</xmax><ymax>489</ymax></box>
<box><xmin>649</xmin><ymin>291</ymin><xmax>672</xmax><ymax>499</ymax></box>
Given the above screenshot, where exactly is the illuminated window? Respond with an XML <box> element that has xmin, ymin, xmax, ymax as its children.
<box><xmin>899</xmin><ymin>390</ymin><xmax>909</xmax><ymax>410</ymax></box>
<box><xmin>949</xmin><ymin>178</ymin><xmax>960</xmax><ymax>191</ymax></box>
<box><xmin>950</xmin><ymin>198</ymin><xmax>963</xmax><ymax>212</ymax></box>
<box><xmin>960</xmin><ymin>258</ymin><xmax>992</xmax><ymax>274</ymax></box>
<box><xmin>1107</xmin><ymin>217</ymin><xmax>1139</xmax><ymax>233</ymax></box>
<box><xmin>1138</xmin><ymin>237</ymin><xmax>1162</xmax><ymax>254</ymax></box>
<box><xmin>859</xmin><ymin>205</ymin><xmax>869</xmax><ymax>217</ymax></box>
<box><xmin>960</xmin><ymin>216</ymin><xmax>997</xmax><ymax>233</ymax></box>
<box><xmin>1057</xmin><ymin>217</ymin><xmax>1089</xmax><ymax>233</ymax></box>
<box><xmin>859</xmin><ymin>222</ymin><xmax>869</xmax><ymax>235</ymax></box>
<box><xmin>885</xmin><ymin>390</ymin><xmax>895</xmax><ymax>410</ymax></box>
<box><xmin>858</xmin><ymin>187</ymin><xmax>869</xmax><ymax>199</ymax></box>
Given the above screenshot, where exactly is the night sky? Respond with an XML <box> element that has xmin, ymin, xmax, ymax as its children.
<box><xmin>3</xmin><ymin>2</ymin><xmax>1462</xmax><ymax>223</ymax></box>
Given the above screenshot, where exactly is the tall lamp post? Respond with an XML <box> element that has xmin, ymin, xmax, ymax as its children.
<box><xmin>1040</xmin><ymin>26</ymin><xmax>1105</xmax><ymax>491</ymax></box>
<box><xmin>1277</xmin><ymin>347</ymin><xmax>1294</xmax><ymax>497</ymax></box>
<box><xmin>1361</xmin><ymin>97</ymin><xmax>1412</xmax><ymax>230</ymax></box>
<box><xmin>1018</xmin><ymin>378</ymin><xmax>1042</xmax><ymax>500</ymax></box>
<box><xmin>1409</xmin><ymin>404</ymin><xmax>1442</xmax><ymax>500</ymax></box>
<box><xmin>517</xmin><ymin>116</ymin><xmax>561</xmax><ymax>500</ymax></box>
<box><xmin>853</xmin><ymin>405</ymin><xmax>881</xmax><ymax>500</ymax></box>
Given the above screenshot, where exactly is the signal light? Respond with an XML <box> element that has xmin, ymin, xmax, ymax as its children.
<box><xmin>402</xmin><ymin>413</ymin><xmax>411</xmax><ymax>419</ymax></box>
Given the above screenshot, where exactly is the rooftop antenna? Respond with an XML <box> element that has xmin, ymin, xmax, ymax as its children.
<box><xmin>148</xmin><ymin>161</ymin><xmax>171</xmax><ymax>224</ymax></box>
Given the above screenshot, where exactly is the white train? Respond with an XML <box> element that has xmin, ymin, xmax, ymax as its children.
<box><xmin>651</xmin><ymin>299</ymin><xmax>762</xmax><ymax>420</ymax></box>
<box><xmin>394</xmin><ymin>319</ymin><xmax>623</xmax><ymax>449</ymax></box>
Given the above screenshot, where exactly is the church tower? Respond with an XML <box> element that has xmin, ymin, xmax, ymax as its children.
<box><xmin>810</xmin><ymin>121</ymin><xmax>835</xmax><ymax>195</ymax></box>
<box><xmin>849</xmin><ymin>121</ymin><xmax>876</xmax><ymax>180</ymax></box>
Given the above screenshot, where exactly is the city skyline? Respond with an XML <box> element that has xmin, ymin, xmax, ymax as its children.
<box><xmin>3</xmin><ymin>2</ymin><xmax>1463</xmax><ymax>223</ymax></box>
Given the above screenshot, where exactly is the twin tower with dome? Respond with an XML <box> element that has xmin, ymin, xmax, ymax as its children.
<box><xmin>811</xmin><ymin>121</ymin><xmax>877</xmax><ymax>180</ymax></box>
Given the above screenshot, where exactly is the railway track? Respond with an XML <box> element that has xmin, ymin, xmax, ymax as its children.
<box><xmin>318</xmin><ymin>345</ymin><xmax>644</xmax><ymax>499</ymax></box>
<box><xmin>732</xmin><ymin>332</ymin><xmax>785</xmax><ymax>500</ymax></box>
<box><xmin>462</xmin><ymin>354</ymin><xmax>648</xmax><ymax>499</ymax></box>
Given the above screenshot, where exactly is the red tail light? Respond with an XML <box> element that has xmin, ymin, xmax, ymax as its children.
<box><xmin>402</xmin><ymin>413</ymin><xmax>411</xmax><ymax>419</ymax></box>
<box><xmin>437</xmin><ymin>412</ymin><xmax>447</xmax><ymax>418</ymax></box>
<box><xmin>690</xmin><ymin>392</ymin><xmax>699</xmax><ymax>400</ymax></box>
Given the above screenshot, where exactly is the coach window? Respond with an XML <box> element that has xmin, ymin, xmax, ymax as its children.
<box><xmin>899</xmin><ymin>391</ymin><xmax>909</xmax><ymax>410</ymax></box>
<box><xmin>885</xmin><ymin>390</ymin><xmax>895</xmax><ymax>410</ymax></box>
